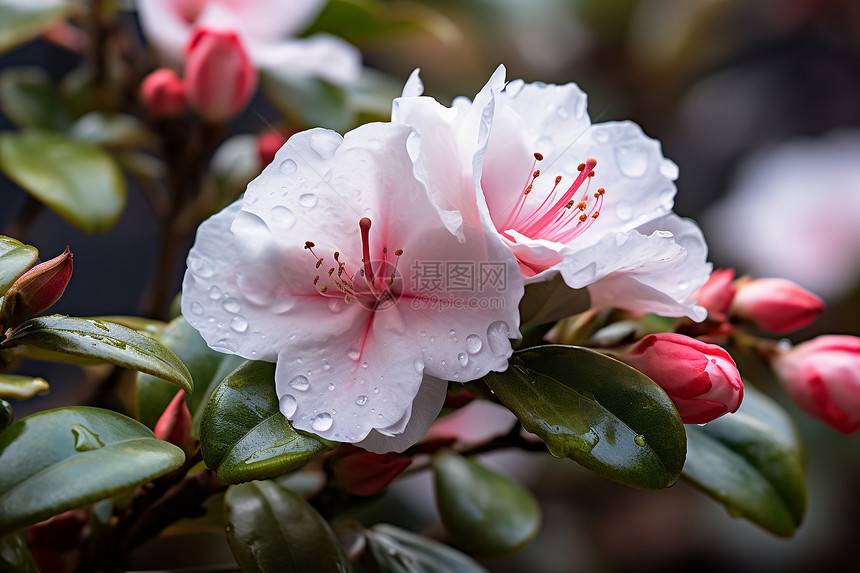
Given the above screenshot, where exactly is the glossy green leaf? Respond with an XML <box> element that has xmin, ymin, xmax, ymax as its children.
<box><xmin>225</xmin><ymin>480</ymin><xmax>352</xmax><ymax>573</ymax></box>
<box><xmin>0</xmin><ymin>236</ymin><xmax>38</xmax><ymax>295</ymax></box>
<box><xmin>364</xmin><ymin>524</ymin><xmax>487</xmax><ymax>573</ymax></box>
<box><xmin>683</xmin><ymin>387</ymin><xmax>806</xmax><ymax>537</ymax></box>
<box><xmin>0</xmin><ymin>532</ymin><xmax>37</xmax><ymax>573</ymax></box>
<box><xmin>0</xmin><ymin>406</ymin><xmax>185</xmax><ymax>536</ymax></box>
<box><xmin>90</xmin><ymin>315</ymin><xmax>167</xmax><ymax>337</ymax></box>
<box><xmin>0</xmin><ymin>0</ymin><xmax>74</xmax><ymax>55</ymax></box>
<box><xmin>519</xmin><ymin>275</ymin><xmax>591</xmax><ymax>328</ymax></box>
<box><xmin>136</xmin><ymin>316</ymin><xmax>239</xmax><ymax>429</ymax></box>
<box><xmin>3</xmin><ymin>315</ymin><xmax>192</xmax><ymax>392</ymax></box>
<box><xmin>0</xmin><ymin>67</ymin><xmax>71</xmax><ymax>130</ymax></box>
<box><xmin>70</xmin><ymin>112</ymin><xmax>153</xmax><ymax>148</ymax></box>
<box><xmin>261</xmin><ymin>72</ymin><xmax>349</xmax><ymax>131</ymax></box>
<box><xmin>432</xmin><ymin>450</ymin><xmax>539</xmax><ymax>558</ymax></box>
<box><xmin>0</xmin><ymin>130</ymin><xmax>127</xmax><ymax>233</ymax></box>
<box><xmin>0</xmin><ymin>374</ymin><xmax>48</xmax><ymax>400</ymax></box>
<box><xmin>199</xmin><ymin>361</ymin><xmax>335</xmax><ymax>484</ymax></box>
<box><xmin>484</xmin><ymin>345</ymin><xmax>686</xmax><ymax>490</ymax></box>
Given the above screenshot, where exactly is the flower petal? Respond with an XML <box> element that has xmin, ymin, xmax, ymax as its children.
<box><xmin>252</xmin><ymin>34</ymin><xmax>361</xmax><ymax>85</ymax></box>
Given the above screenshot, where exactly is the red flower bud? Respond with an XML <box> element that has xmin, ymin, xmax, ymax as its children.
<box><xmin>1</xmin><ymin>246</ymin><xmax>72</xmax><ymax>330</ymax></box>
<box><xmin>140</xmin><ymin>68</ymin><xmax>187</xmax><ymax>117</ymax></box>
<box><xmin>730</xmin><ymin>278</ymin><xmax>823</xmax><ymax>333</ymax></box>
<box><xmin>154</xmin><ymin>390</ymin><xmax>194</xmax><ymax>452</ymax></box>
<box><xmin>773</xmin><ymin>335</ymin><xmax>860</xmax><ymax>434</ymax></box>
<box><xmin>184</xmin><ymin>26</ymin><xmax>257</xmax><ymax>123</ymax></box>
<box><xmin>257</xmin><ymin>131</ymin><xmax>289</xmax><ymax>167</ymax></box>
<box><xmin>619</xmin><ymin>333</ymin><xmax>744</xmax><ymax>424</ymax></box>
<box><xmin>693</xmin><ymin>268</ymin><xmax>736</xmax><ymax>322</ymax></box>
<box><xmin>329</xmin><ymin>444</ymin><xmax>411</xmax><ymax>496</ymax></box>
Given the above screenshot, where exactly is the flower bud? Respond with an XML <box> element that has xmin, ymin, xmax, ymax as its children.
<box><xmin>1</xmin><ymin>246</ymin><xmax>72</xmax><ymax>330</ymax></box>
<box><xmin>183</xmin><ymin>27</ymin><xmax>257</xmax><ymax>123</ymax></box>
<box><xmin>730</xmin><ymin>277</ymin><xmax>823</xmax><ymax>333</ymax></box>
<box><xmin>773</xmin><ymin>335</ymin><xmax>860</xmax><ymax>434</ymax></box>
<box><xmin>693</xmin><ymin>268</ymin><xmax>736</xmax><ymax>322</ymax></box>
<box><xmin>257</xmin><ymin>131</ymin><xmax>288</xmax><ymax>167</ymax></box>
<box><xmin>328</xmin><ymin>444</ymin><xmax>412</xmax><ymax>496</ymax></box>
<box><xmin>618</xmin><ymin>333</ymin><xmax>744</xmax><ymax>424</ymax></box>
<box><xmin>140</xmin><ymin>68</ymin><xmax>187</xmax><ymax>117</ymax></box>
<box><xmin>154</xmin><ymin>390</ymin><xmax>194</xmax><ymax>452</ymax></box>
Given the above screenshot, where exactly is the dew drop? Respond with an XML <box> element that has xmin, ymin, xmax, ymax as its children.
<box><xmin>215</xmin><ymin>338</ymin><xmax>237</xmax><ymax>352</ymax></box>
<box><xmin>311</xmin><ymin>412</ymin><xmax>333</xmax><ymax>432</ymax></box>
<box><xmin>465</xmin><ymin>334</ymin><xmax>483</xmax><ymax>354</ymax></box>
<box><xmin>279</xmin><ymin>394</ymin><xmax>297</xmax><ymax>416</ymax></box>
<box><xmin>440</xmin><ymin>360</ymin><xmax>446</xmax><ymax>366</ymax></box>
<box><xmin>697</xmin><ymin>423</ymin><xmax>708</xmax><ymax>428</ymax></box>
<box><xmin>278</xmin><ymin>158</ymin><xmax>297</xmax><ymax>175</ymax></box>
<box><xmin>222</xmin><ymin>298</ymin><xmax>241</xmax><ymax>313</ymax></box>
<box><xmin>420</xmin><ymin>330</ymin><xmax>426</xmax><ymax>337</ymax></box>
<box><xmin>189</xmin><ymin>302</ymin><xmax>204</xmax><ymax>315</ymax></box>
<box><xmin>449</xmin><ymin>329</ymin><xmax>456</xmax><ymax>337</ymax></box>
<box><xmin>347</xmin><ymin>348</ymin><xmax>360</xmax><ymax>361</ymax></box>
<box><xmin>378</xmin><ymin>414</ymin><xmax>383</xmax><ymax>420</ymax></box>
<box><xmin>356</xmin><ymin>395</ymin><xmax>368</xmax><ymax>406</ymax></box>
<box><xmin>289</xmin><ymin>375</ymin><xmax>310</xmax><ymax>391</ymax></box>
<box><xmin>615</xmin><ymin>144</ymin><xmax>648</xmax><ymax>178</ymax></box>
<box><xmin>615</xmin><ymin>201</ymin><xmax>633</xmax><ymax>221</ymax></box>
<box><xmin>328</xmin><ymin>383</ymin><xmax>335</xmax><ymax>391</ymax></box>
<box><xmin>414</xmin><ymin>360</ymin><xmax>425</xmax><ymax>374</ymax></box>
<box><xmin>373</xmin><ymin>386</ymin><xmax>380</xmax><ymax>394</ymax></box>
<box><xmin>208</xmin><ymin>285</ymin><xmax>222</xmax><ymax>299</ymax></box>
<box><xmin>486</xmin><ymin>321</ymin><xmax>510</xmax><ymax>356</ymax></box>
<box><xmin>189</xmin><ymin>255</ymin><xmax>214</xmax><ymax>278</ymax></box>
<box><xmin>634</xmin><ymin>434</ymin><xmax>647</xmax><ymax>447</ymax></box>
<box><xmin>270</xmin><ymin>206</ymin><xmax>296</xmax><ymax>228</ymax></box>
<box><xmin>362</xmin><ymin>361</ymin><xmax>368</xmax><ymax>369</ymax></box>
<box><xmin>458</xmin><ymin>353</ymin><xmax>468</xmax><ymax>367</ymax></box>
<box><xmin>429</xmin><ymin>336</ymin><xmax>436</xmax><ymax>343</ymax></box>
<box><xmin>299</xmin><ymin>193</ymin><xmax>318</xmax><ymax>208</ymax></box>
<box><xmin>230</xmin><ymin>315</ymin><xmax>248</xmax><ymax>333</ymax></box>
<box><xmin>323</xmin><ymin>361</ymin><xmax>331</xmax><ymax>371</ymax></box>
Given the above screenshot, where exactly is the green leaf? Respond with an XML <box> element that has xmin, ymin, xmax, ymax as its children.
<box><xmin>682</xmin><ymin>387</ymin><xmax>806</xmax><ymax>537</ymax></box>
<box><xmin>432</xmin><ymin>450</ymin><xmax>539</xmax><ymax>558</ymax></box>
<box><xmin>484</xmin><ymin>345</ymin><xmax>686</xmax><ymax>490</ymax></box>
<box><xmin>0</xmin><ymin>0</ymin><xmax>74</xmax><ymax>55</ymax></box>
<box><xmin>136</xmin><ymin>316</ymin><xmax>239</xmax><ymax>429</ymax></box>
<box><xmin>0</xmin><ymin>532</ymin><xmax>38</xmax><ymax>573</ymax></box>
<box><xmin>3</xmin><ymin>315</ymin><xmax>192</xmax><ymax>392</ymax></box>
<box><xmin>519</xmin><ymin>275</ymin><xmax>591</xmax><ymax>328</ymax></box>
<box><xmin>261</xmin><ymin>72</ymin><xmax>350</xmax><ymax>131</ymax></box>
<box><xmin>0</xmin><ymin>236</ymin><xmax>38</xmax><ymax>296</ymax></box>
<box><xmin>70</xmin><ymin>112</ymin><xmax>153</xmax><ymax>148</ymax></box>
<box><xmin>0</xmin><ymin>130</ymin><xmax>127</xmax><ymax>233</ymax></box>
<box><xmin>0</xmin><ymin>406</ymin><xmax>185</xmax><ymax>536</ymax></box>
<box><xmin>0</xmin><ymin>373</ymin><xmax>48</xmax><ymax>400</ymax></box>
<box><xmin>364</xmin><ymin>524</ymin><xmax>487</xmax><ymax>573</ymax></box>
<box><xmin>225</xmin><ymin>480</ymin><xmax>352</xmax><ymax>573</ymax></box>
<box><xmin>0</xmin><ymin>400</ymin><xmax>11</xmax><ymax>432</ymax></box>
<box><xmin>199</xmin><ymin>361</ymin><xmax>335</xmax><ymax>484</ymax></box>
<box><xmin>0</xmin><ymin>67</ymin><xmax>71</xmax><ymax>130</ymax></box>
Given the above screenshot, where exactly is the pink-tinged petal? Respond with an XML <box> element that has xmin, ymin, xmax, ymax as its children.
<box><xmin>202</xmin><ymin>0</ymin><xmax>329</xmax><ymax>42</ymax></box>
<box><xmin>427</xmin><ymin>400</ymin><xmax>517</xmax><ymax>444</ymax></box>
<box><xmin>401</xmin><ymin>68</ymin><xmax>424</xmax><ymax>98</ymax></box>
<box><xmin>138</xmin><ymin>0</ymin><xmax>197</xmax><ymax>61</ymax></box>
<box><xmin>252</xmin><ymin>35</ymin><xmax>361</xmax><ymax>85</ymax></box>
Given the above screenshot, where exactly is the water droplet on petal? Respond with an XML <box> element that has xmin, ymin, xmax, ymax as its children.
<box><xmin>347</xmin><ymin>348</ymin><xmax>360</xmax><ymax>361</ymax></box>
<box><xmin>373</xmin><ymin>387</ymin><xmax>380</xmax><ymax>394</ymax></box>
<box><xmin>486</xmin><ymin>321</ymin><xmax>510</xmax><ymax>356</ymax></box>
<box><xmin>299</xmin><ymin>193</ymin><xmax>317</xmax><ymax>208</ymax></box>
<box><xmin>323</xmin><ymin>361</ymin><xmax>331</xmax><ymax>371</ymax></box>
<box><xmin>270</xmin><ymin>206</ymin><xmax>296</xmax><ymax>228</ymax></box>
<box><xmin>222</xmin><ymin>298</ymin><xmax>240</xmax><ymax>313</ymax></box>
<box><xmin>420</xmin><ymin>330</ymin><xmax>426</xmax><ymax>337</ymax></box>
<box><xmin>557</xmin><ymin>106</ymin><xmax>569</xmax><ymax>119</ymax></box>
<box><xmin>280</xmin><ymin>394</ymin><xmax>297</xmax><ymax>416</ymax></box>
<box><xmin>215</xmin><ymin>338</ymin><xmax>237</xmax><ymax>352</ymax></box>
<box><xmin>615</xmin><ymin>144</ymin><xmax>648</xmax><ymax>178</ymax></box>
<box><xmin>279</xmin><ymin>158</ymin><xmax>297</xmax><ymax>175</ymax></box>
<box><xmin>429</xmin><ymin>336</ymin><xmax>436</xmax><ymax>343</ymax></box>
<box><xmin>311</xmin><ymin>412</ymin><xmax>333</xmax><ymax>432</ymax></box>
<box><xmin>230</xmin><ymin>315</ymin><xmax>248</xmax><ymax>333</ymax></box>
<box><xmin>289</xmin><ymin>375</ymin><xmax>309</xmax><ymax>391</ymax></box>
<box><xmin>189</xmin><ymin>255</ymin><xmax>214</xmax><ymax>278</ymax></box>
<box><xmin>458</xmin><ymin>353</ymin><xmax>468</xmax><ymax>367</ymax></box>
<box><xmin>362</xmin><ymin>361</ymin><xmax>368</xmax><ymax>369</ymax></box>
<box><xmin>328</xmin><ymin>383</ymin><xmax>335</xmax><ymax>391</ymax></box>
<box><xmin>440</xmin><ymin>360</ymin><xmax>446</xmax><ymax>367</ymax></box>
<box><xmin>465</xmin><ymin>334</ymin><xmax>482</xmax><ymax>354</ymax></box>
<box><xmin>208</xmin><ymin>285</ymin><xmax>222</xmax><ymax>299</ymax></box>
<box><xmin>189</xmin><ymin>302</ymin><xmax>204</xmax><ymax>315</ymax></box>
<box><xmin>356</xmin><ymin>395</ymin><xmax>368</xmax><ymax>406</ymax></box>
<box><xmin>414</xmin><ymin>360</ymin><xmax>425</xmax><ymax>374</ymax></box>
<box><xmin>449</xmin><ymin>329</ymin><xmax>456</xmax><ymax>337</ymax></box>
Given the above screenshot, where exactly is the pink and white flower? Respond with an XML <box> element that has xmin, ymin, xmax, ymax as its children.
<box><xmin>394</xmin><ymin>67</ymin><xmax>712</xmax><ymax>321</ymax></box>
<box><xmin>137</xmin><ymin>0</ymin><xmax>360</xmax><ymax>85</ymax></box>
<box><xmin>181</xmin><ymin>123</ymin><xmax>523</xmax><ymax>452</ymax></box>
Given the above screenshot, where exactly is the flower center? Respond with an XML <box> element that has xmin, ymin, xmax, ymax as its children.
<box><xmin>305</xmin><ymin>217</ymin><xmax>404</xmax><ymax>310</ymax></box>
<box><xmin>498</xmin><ymin>153</ymin><xmax>605</xmax><ymax>244</ymax></box>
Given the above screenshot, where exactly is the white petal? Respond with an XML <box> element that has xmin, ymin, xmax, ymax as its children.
<box><xmin>357</xmin><ymin>375</ymin><xmax>449</xmax><ymax>453</ymax></box>
<box><xmin>137</xmin><ymin>0</ymin><xmax>193</xmax><ymax>62</ymax></box>
<box><xmin>253</xmin><ymin>34</ymin><xmax>361</xmax><ymax>85</ymax></box>
<box><xmin>207</xmin><ymin>0</ymin><xmax>328</xmax><ymax>43</ymax></box>
<box><xmin>401</xmin><ymin>68</ymin><xmax>424</xmax><ymax>98</ymax></box>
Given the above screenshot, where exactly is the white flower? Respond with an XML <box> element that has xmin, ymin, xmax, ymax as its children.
<box><xmin>704</xmin><ymin>131</ymin><xmax>860</xmax><ymax>300</ymax></box>
<box><xmin>181</xmin><ymin>123</ymin><xmax>523</xmax><ymax>452</ymax></box>
<box><xmin>137</xmin><ymin>0</ymin><xmax>360</xmax><ymax>85</ymax></box>
<box><xmin>394</xmin><ymin>66</ymin><xmax>712</xmax><ymax>321</ymax></box>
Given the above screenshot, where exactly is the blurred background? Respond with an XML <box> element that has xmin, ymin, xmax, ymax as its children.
<box><xmin>3</xmin><ymin>0</ymin><xmax>860</xmax><ymax>570</ymax></box>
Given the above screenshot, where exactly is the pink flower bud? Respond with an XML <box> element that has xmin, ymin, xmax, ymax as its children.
<box><xmin>256</xmin><ymin>131</ymin><xmax>289</xmax><ymax>167</ymax></box>
<box><xmin>693</xmin><ymin>268</ymin><xmax>736</xmax><ymax>322</ymax></box>
<box><xmin>619</xmin><ymin>333</ymin><xmax>744</xmax><ymax>424</ymax></box>
<box><xmin>140</xmin><ymin>68</ymin><xmax>187</xmax><ymax>117</ymax></box>
<box><xmin>154</xmin><ymin>390</ymin><xmax>194</xmax><ymax>452</ymax></box>
<box><xmin>329</xmin><ymin>444</ymin><xmax>412</xmax><ymax>496</ymax></box>
<box><xmin>183</xmin><ymin>26</ymin><xmax>257</xmax><ymax>123</ymax></box>
<box><xmin>773</xmin><ymin>336</ymin><xmax>860</xmax><ymax>434</ymax></box>
<box><xmin>730</xmin><ymin>278</ymin><xmax>823</xmax><ymax>333</ymax></box>
<box><xmin>1</xmin><ymin>246</ymin><xmax>72</xmax><ymax>330</ymax></box>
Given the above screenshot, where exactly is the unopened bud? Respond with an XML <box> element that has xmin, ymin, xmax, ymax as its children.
<box><xmin>693</xmin><ymin>268</ymin><xmax>736</xmax><ymax>322</ymax></box>
<box><xmin>140</xmin><ymin>68</ymin><xmax>187</xmax><ymax>117</ymax></box>
<box><xmin>730</xmin><ymin>277</ymin><xmax>823</xmax><ymax>333</ymax></box>
<box><xmin>154</xmin><ymin>390</ymin><xmax>194</xmax><ymax>453</ymax></box>
<box><xmin>328</xmin><ymin>444</ymin><xmax>411</xmax><ymax>496</ymax></box>
<box><xmin>1</xmin><ymin>246</ymin><xmax>72</xmax><ymax>330</ymax></box>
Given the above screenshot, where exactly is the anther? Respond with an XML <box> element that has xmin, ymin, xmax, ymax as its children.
<box><xmin>304</xmin><ymin>241</ymin><xmax>315</xmax><ymax>249</ymax></box>
<box><xmin>394</xmin><ymin>249</ymin><xmax>403</xmax><ymax>256</ymax></box>
<box><xmin>534</xmin><ymin>152</ymin><xmax>544</xmax><ymax>161</ymax></box>
<box><xmin>579</xmin><ymin>213</ymin><xmax>588</xmax><ymax>222</ymax></box>
<box><xmin>313</xmin><ymin>276</ymin><xmax>320</xmax><ymax>285</ymax></box>
<box><xmin>533</xmin><ymin>170</ymin><xmax>541</xmax><ymax>178</ymax></box>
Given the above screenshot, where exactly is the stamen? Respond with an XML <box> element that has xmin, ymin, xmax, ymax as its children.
<box><xmin>359</xmin><ymin>217</ymin><xmax>374</xmax><ymax>285</ymax></box>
